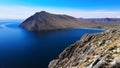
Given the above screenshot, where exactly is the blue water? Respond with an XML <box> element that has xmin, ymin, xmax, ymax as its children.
<box><xmin>0</xmin><ymin>20</ymin><xmax>104</xmax><ymax>68</ymax></box>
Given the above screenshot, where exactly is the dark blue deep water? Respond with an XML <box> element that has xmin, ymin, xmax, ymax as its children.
<box><xmin>0</xmin><ymin>20</ymin><xmax>104</xmax><ymax>68</ymax></box>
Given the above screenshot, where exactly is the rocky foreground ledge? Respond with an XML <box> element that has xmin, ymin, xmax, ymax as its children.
<box><xmin>49</xmin><ymin>29</ymin><xmax>120</xmax><ymax>68</ymax></box>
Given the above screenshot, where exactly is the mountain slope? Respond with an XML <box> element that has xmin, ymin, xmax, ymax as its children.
<box><xmin>79</xmin><ymin>18</ymin><xmax>120</xmax><ymax>29</ymax></box>
<box><xmin>20</xmin><ymin>11</ymin><xmax>83</xmax><ymax>31</ymax></box>
<box><xmin>49</xmin><ymin>29</ymin><xmax>120</xmax><ymax>68</ymax></box>
<box><xmin>20</xmin><ymin>11</ymin><xmax>120</xmax><ymax>31</ymax></box>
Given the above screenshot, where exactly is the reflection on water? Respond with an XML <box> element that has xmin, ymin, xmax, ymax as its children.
<box><xmin>0</xmin><ymin>21</ymin><xmax>104</xmax><ymax>68</ymax></box>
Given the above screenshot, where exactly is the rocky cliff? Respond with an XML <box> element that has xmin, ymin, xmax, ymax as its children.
<box><xmin>49</xmin><ymin>29</ymin><xmax>120</xmax><ymax>68</ymax></box>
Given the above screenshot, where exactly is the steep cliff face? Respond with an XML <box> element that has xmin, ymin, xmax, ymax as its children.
<box><xmin>49</xmin><ymin>29</ymin><xmax>120</xmax><ymax>68</ymax></box>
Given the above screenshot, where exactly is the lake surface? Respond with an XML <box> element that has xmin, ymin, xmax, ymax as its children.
<box><xmin>0</xmin><ymin>20</ymin><xmax>104</xmax><ymax>68</ymax></box>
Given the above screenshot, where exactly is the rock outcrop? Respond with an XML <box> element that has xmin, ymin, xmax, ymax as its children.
<box><xmin>49</xmin><ymin>29</ymin><xmax>120</xmax><ymax>68</ymax></box>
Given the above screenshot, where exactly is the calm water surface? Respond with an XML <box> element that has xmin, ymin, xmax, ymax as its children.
<box><xmin>0</xmin><ymin>20</ymin><xmax>104</xmax><ymax>68</ymax></box>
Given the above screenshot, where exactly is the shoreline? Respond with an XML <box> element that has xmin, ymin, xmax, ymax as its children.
<box><xmin>73</xmin><ymin>27</ymin><xmax>105</xmax><ymax>30</ymax></box>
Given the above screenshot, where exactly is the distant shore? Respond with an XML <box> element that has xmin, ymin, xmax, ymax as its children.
<box><xmin>73</xmin><ymin>27</ymin><xmax>105</xmax><ymax>30</ymax></box>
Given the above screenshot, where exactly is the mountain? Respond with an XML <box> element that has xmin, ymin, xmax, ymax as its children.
<box><xmin>20</xmin><ymin>11</ymin><xmax>120</xmax><ymax>31</ymax></box>
<box><xmin>20</xmin><ymin>11</ymin><xmax>83</xmax><ymax>31</ymax></box>
<box><xmin>79</xmin><ymin>18</ymin><xmax>120</xmax><ymax>29</ymax></box>
<box><xmin>84</xmin><ymin>18</ymin><xmax>120</xmax><ymax>22</ymax></box>
<box><xmin>49</xmin><ymin>29</ymin><xmax>120</xmax><ymax>68</ymax></box>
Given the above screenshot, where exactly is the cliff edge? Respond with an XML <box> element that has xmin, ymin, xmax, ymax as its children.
<box><xmin>49</xmin><ymin>29</ymin><xmax>120</xmax><ymax>68</ymax></box>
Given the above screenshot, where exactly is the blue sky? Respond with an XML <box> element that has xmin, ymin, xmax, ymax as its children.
<box><xmin>0</xmin><ymin>0</ymin><xmax>120</xmax><ymax>19</ymax></box>
<box><xmin>1</xmin><ymin>0</ymin><xmax>120</xmax><ymax>10</ymax></box>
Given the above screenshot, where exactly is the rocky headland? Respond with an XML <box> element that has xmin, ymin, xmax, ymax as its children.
<box><xmin>20</xmin><ymin>11</ymin><xmax>82</xmax><ymax>31</ymax></box>
<box><xmin>49</xmin><ymin>29</ymin><xmax>120</xmax><ymax>68</ymax></box>
<box><xmin>20</xmin><ymin>11</ymin><xmax>120</xmax><ymax>31</ymax></box>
